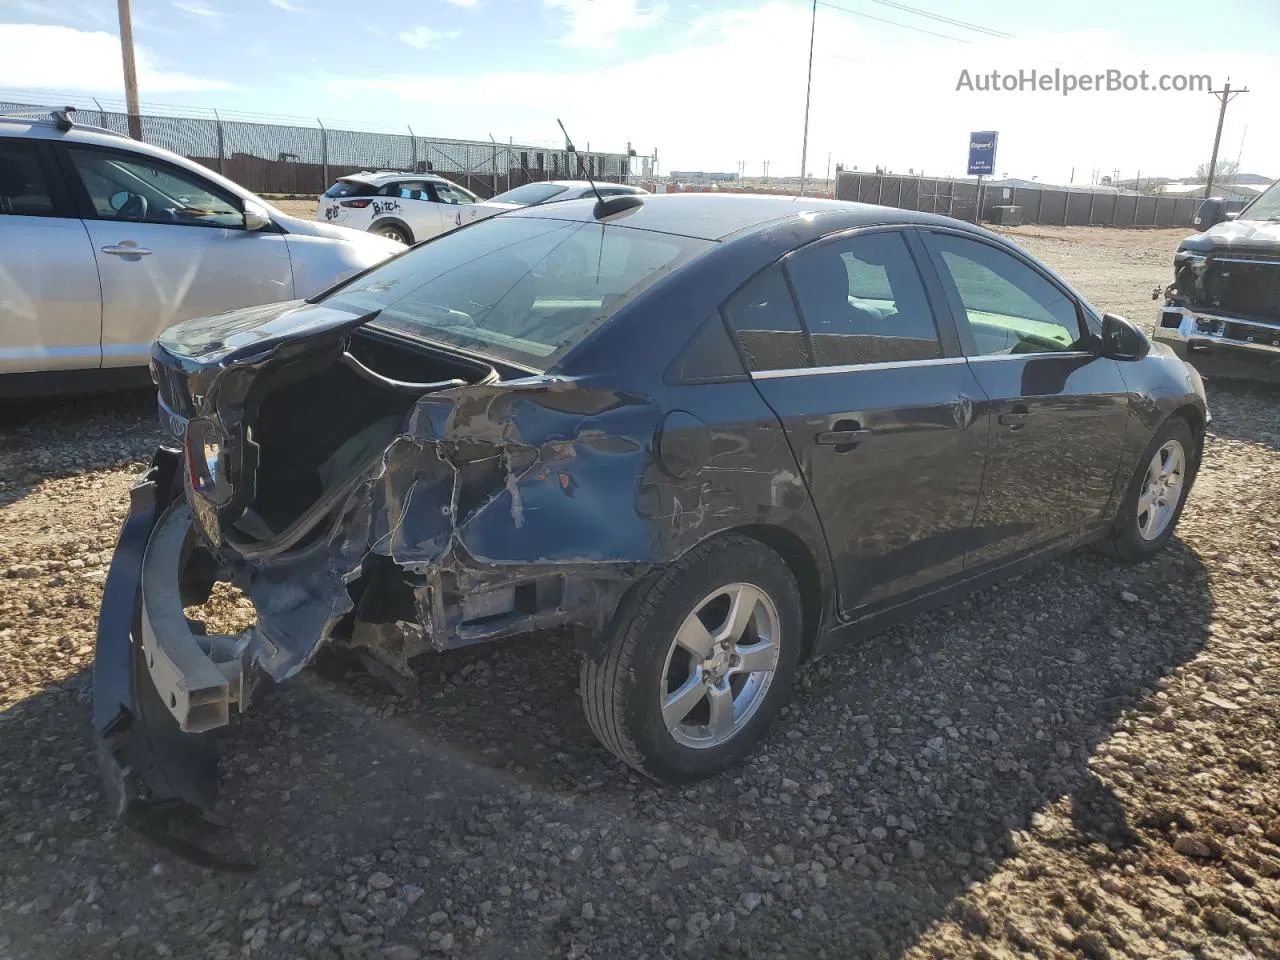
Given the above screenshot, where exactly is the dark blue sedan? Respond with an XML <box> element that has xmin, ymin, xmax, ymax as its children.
<box><xmin>96</xmin><ymin>193</ymin><xmax>1208</xmax><ymax>824</ymax></box>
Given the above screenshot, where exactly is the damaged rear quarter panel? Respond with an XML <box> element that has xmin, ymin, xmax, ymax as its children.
<box><xmin>204</xmin><ymin>224</ymin><xmax>840</xmax><ymax>681</ymax></box>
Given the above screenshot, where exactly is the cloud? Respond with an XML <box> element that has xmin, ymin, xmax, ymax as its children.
<box><xmin>542</xmin><ymin>0</ymin><xmax>663</xmax><ymax>49</ymax></box>
<box><xmin>398</xmin><ymin>26</ymin><xmax>461</xmax><ymax>49</ymax></box>
<box><xmin>268</xmin><ymin>0</ymin><xmax>305</xmax><ymax>11</ymax></box>
<box><xmin>444</xmin><ymin>0</ymin><xmax>478</xmax><ymax>7</ymax></box>
<box><xmin>170</xmin><ymin>0</ymin><xmax>224</xmax><ymax>17</ymax></box>
<box><xmin>0</xmin><ymin>23</ymin><xmax>236</xmax><ymax>93</ymax></box>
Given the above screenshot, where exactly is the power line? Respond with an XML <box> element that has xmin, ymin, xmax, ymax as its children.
<box><xmin>814</xmin><ymin>0</ymin><xmax>970</xmax><ymax>42</ymax></box>
<box><xmin>863</xmin><ymin>0</ymin><xmax>1012</xmax><ymax>38</ymax></box>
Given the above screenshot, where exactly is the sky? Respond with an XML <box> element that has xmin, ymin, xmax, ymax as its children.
<box><xmin>1</xmin><ymin>0</ymin><xmax>1278</xmax><ymax>184</ymax></box>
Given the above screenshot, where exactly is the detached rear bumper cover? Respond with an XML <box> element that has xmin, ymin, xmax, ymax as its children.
<box><xmin>93</xmin><ymin>450</ymin><xmax>223</xmax><ymax>819</ymax></box>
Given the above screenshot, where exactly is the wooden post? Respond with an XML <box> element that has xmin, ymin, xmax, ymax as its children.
<box><xmin>116</xmin><ymin>0</ymin><xmax>142</xmax><ymax>139</ymax></box>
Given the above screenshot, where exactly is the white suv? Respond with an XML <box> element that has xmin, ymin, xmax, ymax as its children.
<box><xmin>318</xmin><ymin>171</ymin><xmax>486</xmax><ymax>244</ymax></box>
<box><xmin>0</xmin><ymin>111</ymin><xmax>403</xmax><ymax>396</ymax></box>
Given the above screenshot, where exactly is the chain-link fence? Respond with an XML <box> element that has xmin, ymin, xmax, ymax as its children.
<box><xmin>836</xmin><ymin>171</ymin><xmax>1202</xmax><ymax>228</ymax></box>
<box><xmin>2</xmin><ymin>99</ymin><xmax>634</xmax><ymax>199</ymax></box>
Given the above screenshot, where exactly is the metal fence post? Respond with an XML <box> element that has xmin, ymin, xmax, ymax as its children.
<box><xmin>1035</xmin><ymin>189</ymin><xmax>1045</xmax><ymax>224</ymax></box>
<box><xmin>1087</xmin><ymin>191</ymin><xmax>1096</xmax><ymax>225</ymax></box>
<box><xmin>214</xmin><ymin>108</ymin><xmax>225</xmax><ymax>176</ymax></box>
<box><xmin>409</xmin><ymin>125</ymin><xmax>416</xmax><ymax>171</ymax></box>
<box><xmin>318</xmin><ymin>118</ymin><xmax>328</xmax><ymax>192</ymax></box>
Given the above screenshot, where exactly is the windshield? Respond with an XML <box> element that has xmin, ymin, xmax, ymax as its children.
<box><xmin>323</xmin><ymin>216</ymin><xmax>713</xmax><ymax>370</ymax></box>
<box><xmin>1240</xmin><ymin>180</ymin><xmax>1280</xmax><ymax>221</ymax></box>
<box><xmin>487</xmin><ymin>183</ymin><xmax>570</xmax><ymax>206</ymax></box>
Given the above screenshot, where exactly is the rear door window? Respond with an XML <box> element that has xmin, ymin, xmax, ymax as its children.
<box><xmin>0</xmin><ymin>141</ymin><xmax>58</xmax><ymax>216</ymax></box>
<box><xmin>786</xmin><ymin>231</ymin><xmax>942</xmax><ymax>365</ymax></box>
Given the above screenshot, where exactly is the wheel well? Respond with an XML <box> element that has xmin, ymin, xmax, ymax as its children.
<box><xmin>1171</xmin><ymin>403</ymin><xmax>1205</xmax><ymax>440</ymax></box>
<box><xmin>733</xmin><ymin>524</ymin><xmax>826</xmax><ymax>662</ymax></box>
<box><xmin>1170</xmin><ymin>403</ymin><xmax>1207</xmax><ymax>471</ymax></box>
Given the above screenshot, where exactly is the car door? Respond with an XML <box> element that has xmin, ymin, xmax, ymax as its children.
<box><xmin>429</xmin><ymin>181</ymin><xmax>482</xmax><ymax>234</ymax></box>
<box><xmin>61</xmin><ymin>144</ymin><xmax>294</xmax><ymax>369</ymax></box>
<box><xmin>919</xmin><ymin>229</ymin><xmax>1129</xmax><ymax>567</ymax></box>
<box><xmin>0</xmin><ymin>138</ymin><xmax>102</xmax><ymax>374</ymax></box>
<box><xmin>734</xmin><ymin>228</ymin><xmax>989</xmax><ymax>616</ymax></box>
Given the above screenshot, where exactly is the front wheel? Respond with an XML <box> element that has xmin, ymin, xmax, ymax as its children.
<box><xmin>1096</xmin><ymin>416</ymin><xmax>1197</xmax><ymax>561</ymax></box>
<box><xmin>580</xmin><ymin>535</ymin><xmax>802</xmax><ymax>783</ymax></box>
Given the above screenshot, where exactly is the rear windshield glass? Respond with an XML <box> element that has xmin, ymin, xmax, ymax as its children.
<box><xmin>487</xmin><ymin>183</ymin><xmax>569</xmax><ymax>206</ymax></box>
<box><xmin>323</xmin><ymin>216</ymin><xmax>713</xmax><ymax>370</ymax></box>
<box><xmin>324</xmin><ymin>180</ymin><xmax>379</xmax><ymax>198</ymax></box>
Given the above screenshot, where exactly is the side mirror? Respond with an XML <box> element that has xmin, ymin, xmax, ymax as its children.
<box><xmin>1193</xmin><ymin>197</ymin><xmax>1232</xmax><ymax>230</ymax></box>
<box><xmin>242</xmin><ymin>200</ymin><xmax>272</xmax><ymax>232</ymax></box>
<box><xmin>1100</xmin><ymin>313</ymin><xmax>1150</xmax><ymax>361</ymax></box>
<box><xmin>108</xmin><ymin>190</ymin><xmax>130</xmax><ymax>212</ymax></box>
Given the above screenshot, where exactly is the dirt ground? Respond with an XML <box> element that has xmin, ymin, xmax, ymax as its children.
<box><xmin>1</xmin><ymin>224</ymin><xmax>1278</xmax><ymax>960</ymax></box>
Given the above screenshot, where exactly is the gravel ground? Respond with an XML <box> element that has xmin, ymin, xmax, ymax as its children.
<box><xmin>2</xmin><ymin>226</ymin><xmax>1278</xmax><ymax>960</ymax></box>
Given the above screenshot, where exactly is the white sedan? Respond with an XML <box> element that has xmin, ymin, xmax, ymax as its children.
<box><xmin>470</xmin><ymin>180</ymin><xmax>648</xmax><ymax>219</ymax></box>
<box><xmin>319</xmin><ymin>175</ymin><xmax>649</xmax><ymax>245</ymax></box>
<box><xmin>318</xmin><ymin>172</ymin><xmax>487</xmax><ymax>245</ymax></box>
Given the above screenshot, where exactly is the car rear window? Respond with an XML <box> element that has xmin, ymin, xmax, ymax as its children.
<box><xmin>323</xmin><ymin>216</ymin><xmax>713</xmax><ymax>370</ymax></box>
<box><xmin>324</xmin><ymin>179</ymin><xmax>380</xmax><ymax>198</ymax></box>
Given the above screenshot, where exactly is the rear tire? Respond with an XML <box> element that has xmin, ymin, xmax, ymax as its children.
<box><xmin>580</xmin><ymin>535</ymin><xmax>802</xmax><ymax>783</ymax></box>
<box><xmin>372</xmin><ymin>221</ymin><xmax>412</xmax><ymax>244</ymax></box>
<box><xmin>1095</xmin><ymin>416</ymin><xmax>1197</xmax><ymax>562</ymax></box>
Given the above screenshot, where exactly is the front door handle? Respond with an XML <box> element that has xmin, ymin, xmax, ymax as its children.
<box><xmin>998</xmin><ymin>404</ymin><xmax>1031</xmax><ymax>429</ymax></box>
<box><xmin>816</xmin><ymin>420</ymin><xmax>872</xmax><ymax>451</ymax></box>
<box><xmin>101</xmin><ymin>242</ymin><xmax>152</xmax><ymax>256</ymax></box>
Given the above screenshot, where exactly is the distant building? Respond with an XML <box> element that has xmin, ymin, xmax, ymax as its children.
<box><xmin>670</xmin><ymin>171</ymin><xmax>739</xmax><ymax>183</ymax></box>
<box><xmin>1154</xmin><ymin>181</ymin><xmax>1267</xmax><ymax>202</ymax></box>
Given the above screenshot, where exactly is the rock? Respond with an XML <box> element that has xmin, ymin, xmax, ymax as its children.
<box><xmin>1173</xmin><ymin>834</ymin><xmax>1216</xmax><ymax>859</ymax></box>
<box><xmin>1120</xmin><ymin>591</ymin><xmax>1139</xmax><ymax>604</ymax></box>
<box><xmin>368</xmin><ymin>871</ymin><xmax>395</xmax><ymax>890</ymax></box>
<box><xmin>385</xmin><ymin>947</ymin><xmax>422</xmax><ymax>960</ymax></box>
<box><xmin>738</xmin><ymin>892</ymin><xmax>762</xmax><ymax>914</ymax></box>
<box><xmin>908</xmin><ymin>840</ymin><xmax>925</xmax><ymax>860</ymax></box>
<box><xmin>273</xmin><ymin>879</ymin><xmax>302</xmax><ymax>901</ymax></box>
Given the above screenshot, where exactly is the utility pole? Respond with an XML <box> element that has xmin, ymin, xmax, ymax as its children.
<box><xmin>1205</xmin><ymin>79</ymin><xmax>1249</xmax><ymax>199</ymax></box>
<box><xmin>798</xmin><ymin>0</ymin><xmax>816</xmax><ymax>196</ymax></box>
<box><xmin>116</xmin><ymin>0</ymin><xmax>142</xmax><ymax>139</ymax></box>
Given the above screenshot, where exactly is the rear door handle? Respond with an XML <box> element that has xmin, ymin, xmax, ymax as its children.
<box><xmin>101</xmin><ymin>242</ymin><xmax>152</xmax><ymax>256</ymax></box>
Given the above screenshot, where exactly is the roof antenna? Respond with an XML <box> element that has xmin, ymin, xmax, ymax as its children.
<box><xmin>52</xmin><ymin>105</ymin><xmax>77</xmax><ymax>131</ymax></box>
<box><xmin>556</xmin><ymin>118</ymin><xmax>643</xmax><ymax>220</ymax></box>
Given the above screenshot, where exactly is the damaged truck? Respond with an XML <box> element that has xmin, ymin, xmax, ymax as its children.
<box><xmin>1156</xmin><ymin>178</ymin><xmax>1280</xmax><ymax>382</ymax></box>
<box><xmin>95</xmin><ymin>192</ymin><xmax>1209</xmax><ymax>829</ymax></box>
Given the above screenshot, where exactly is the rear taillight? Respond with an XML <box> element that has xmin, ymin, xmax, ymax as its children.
<box><xmin>340</xmin><ymin>199</ymin><xmax>372</xmax><ymax>208</ymax></box>
<box><xmin>185</xmin><ymin>418</ymin><xmax>231</xmax><ymax>505</ymax></box>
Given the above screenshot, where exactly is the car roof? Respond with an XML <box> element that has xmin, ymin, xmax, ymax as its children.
<box><xmin>508</xmin><ymin>191</ymin><xmax>984</xmax><ymax>242</ymax></box>
<box><xmin>539</xmin><ymin>180</ymin><xmax>644</xmax><ymax>192</ymax></box>
<box><xmin>338</xmin><ymin>170</ymin><xmax>456</xmax><ymax>186</ymax></box>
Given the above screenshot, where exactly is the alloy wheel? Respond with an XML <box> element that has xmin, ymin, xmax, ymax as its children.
<box><xmin>659</xmin><ymin>582</ymin><xmax>781</xmax><ymax>749</ymax></box>
<box><xmin>1136</xmin><ymin>438</ymin><xmax>1185</xmax><ymax>541</ymax></box>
